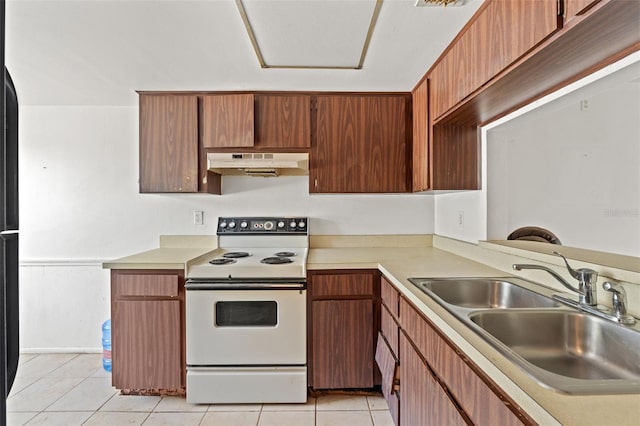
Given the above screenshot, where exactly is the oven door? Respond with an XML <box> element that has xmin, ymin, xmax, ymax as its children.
<box><xmin>186</xmin><ymin>287</ymin><xmax>306</xmax><ymax>366</ymax></box>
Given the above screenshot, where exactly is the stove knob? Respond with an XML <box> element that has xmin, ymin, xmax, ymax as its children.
<box><xmin>298</xmin><ymin>221</ymin><xmax>306</xmax><ymax>228</ymax></box>
<box><xmin>228</xmin><ymin>221</ymin><xmax>236</xmax><ymax>229</ymax></box>
<box><xmin>264</xmin><ymin>221</ymin><xmax>274</xmax><ymax>230</ymax></box>
<box><xmin>220</xmin><ymin>221</ymin><xmax>227</xmax><ymax>228</ymax></box>
<box><xmin>277</xmin><ymin>221</ymin><xmax>285</xmax><ymax>229</ymax></box>
<box><xmin>289</xmin><ymin>221</ymin><xmax>297</xmax><ymax>228</ymax></box>
<box><xmin>240</xmin><ymin>221</ymin><xmax>248</xmax><ymax>229</ymax></box>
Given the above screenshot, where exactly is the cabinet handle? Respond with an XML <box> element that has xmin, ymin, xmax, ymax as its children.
<box><xmin>314</xmin><ymin>178</ymin><xmax>318</xmax><ymax>188</ymax></box>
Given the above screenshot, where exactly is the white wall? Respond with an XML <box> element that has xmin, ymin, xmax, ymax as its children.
<box><xmin>487</xmin><ymin>81</ymin><xmax>640</xmax><ymax>255</ymax></box>
<box><xmin>19</xmin><ymin>106</ymin><xmax>435</xmax><ymax>351</ymax></box>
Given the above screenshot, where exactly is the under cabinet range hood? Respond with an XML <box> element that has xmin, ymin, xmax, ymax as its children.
<box><xmin>207</xmin><ymin>152</ymin><xmax>309</xmax><ymax>177</ymax></box>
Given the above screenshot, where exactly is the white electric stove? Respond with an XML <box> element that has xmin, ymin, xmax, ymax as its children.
<box><xmin>185</xmin><ymin>217</ymin><xmax>309</xmax><ymax>404</ymax></box>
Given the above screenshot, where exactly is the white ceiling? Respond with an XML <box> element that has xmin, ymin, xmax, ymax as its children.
<box><xmin>5</xmin><ymin>0</ymin><xmax>484</xmax><ymax>106</ymax></box>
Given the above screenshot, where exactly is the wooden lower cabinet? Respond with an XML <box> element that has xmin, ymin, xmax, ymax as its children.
<box><xmin>312</xmin><ymin>299</ymin><xmax>373</xmax><ymax>388</ymax></box>
<box><xmin>111</xmin><ymin>270</ymin><xmax>185</xmax><ymax>390</ymax></box>
<box><xmin>308</xmin><ymin>270</ymin><xmax>379</xmax><ymax>390</ymax></box>
<box><xmin>400</xmin><ymin>297</ymin><xmax>527</xmax><ymax>426</ymax></box>
<box><xmin>400</xmin><ymin>333</ymin><xmax>467</xmax><ymax>426</ymax></box>
<box><xmin>112</xmin><ymin>300</ymin><xmax>181</xmax><ymax>389</ymax></box>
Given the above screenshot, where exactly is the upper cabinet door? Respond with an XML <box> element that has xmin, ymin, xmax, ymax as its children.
<box><xmin>312</xmin><ymin>95</ymin><xmax>409</xmax><ymax>193</ymax></box>
<box><xmin>202</xmin><ymin>94</ymin><xmax>254</xmax><ymax>148</ymax></box>
<box><xmin>255</xmin><ymin>95</ymin><xmax>311</xmax><ymax>148</ymax></box>
<box><xmin>430</xmin><ymin>0</ymin><xmax>559</xmax><ymax>120</ymax></box>
<box><xmin>139</xmin><ymin>94</ymin><xmax>198</xmax><ymax>193</ymax></box>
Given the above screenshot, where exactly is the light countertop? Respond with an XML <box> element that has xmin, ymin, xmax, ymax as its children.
<box><xmin>104</xmin><ymin>234</ymin><xmax>640</xmax><ymax>425</ymax></box>
<box><xmin>102</xmin><ymin>235</ymin><xmax>217</xmax><ymax>270</ymax></box>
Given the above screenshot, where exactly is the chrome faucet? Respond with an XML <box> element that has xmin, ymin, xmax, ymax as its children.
<box><xmin>512</xmin><ymin>251</ymin><xmax>598</xmax><ymax>306</ymax></box>
<box><xmin>603</xmin><ymin>281</ymin><xmax>637</xmax><ymax>325</ymax></box>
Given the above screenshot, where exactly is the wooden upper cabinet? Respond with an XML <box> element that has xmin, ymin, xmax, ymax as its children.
<box><xmin>202</xmin><ymin>94</ymin><xmax>254</xmax><ymax>148</ymax></box>
<box><xmin>412</xmin><ymin>79</ymin><xmax>429</xmax><ymax>192</ymax></box>
<box><xmin>565</xmin><ymin>0</ymin><xmax>601</xmax><ymax>24</ymax></box>
<box><xmin>139</xmin><ymin>94</ymin><xmax>198</xmax><ymax>193</ymax></box>
<box><xmin>255</xmin><ymin>94</ymin><xmax>311</xmax><ymax>148</ymax></box>
<box><xmin>430</xmin><ymin>0</ymin><xmax>559</xmax><ymax>120</ymax></box>
<box><xmin>311</xmin><ymin>95</ymin><xmax>410</xmax><ymax>193</ymax></box>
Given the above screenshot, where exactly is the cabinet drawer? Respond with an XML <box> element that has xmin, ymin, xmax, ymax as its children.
<box><xmin>311</xmin><ymin>273</ymin><xmax>374</xmax><ymax>298</ymax></box>
<box><xmin>381</xmin><ymin>276</ymin><xmax>399</xmax><ymax>317</ymax></box>
<box><xmin>381</xmin><ymin>305</ymin><xmax>399</xmax><ymax>357</ymax></box>
<box><xmin>375</xmin><ymin>332</ymin><xmax>399</xmax><ymax>425</ymax></box>
<box><xmin>400</xmin><ymin>298</ymin><xmax>523</xmax><ymax>425</ymax></box>
<box><xmin>112</xmin><ymin>273</ymin><xmax>179</xmax><ymax>298</ymax></box>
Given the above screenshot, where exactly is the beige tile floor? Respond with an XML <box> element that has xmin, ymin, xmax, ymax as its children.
<box><xmin>7</xmin><ymin>354</ymin><xmax>394</xmax><ymax>426</ymax></box>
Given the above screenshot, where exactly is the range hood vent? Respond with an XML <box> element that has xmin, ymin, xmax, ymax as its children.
<box><xmin>207</xmin><ymin>152</ymin><xmax>309</xmax><ymax>177</ymax></box>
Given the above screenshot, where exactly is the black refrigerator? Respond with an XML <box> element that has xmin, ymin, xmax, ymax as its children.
<box><xmin>1</xmin><ymin>1</ymin><xmax>21</xmax><ymax>424</ymax></box>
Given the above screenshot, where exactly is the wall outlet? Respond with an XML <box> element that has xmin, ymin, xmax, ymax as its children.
<box><xmin>580</xmin><ymin>99</ymin><xmax>589</xmax><ymax>111</ymax></box>
<box><xmin>457</xmin><ymin>211</ymin><xmax>464</xmax><ymax>229</ymax></box>
<box><xmin>193</xmin><ymin>211</ymin><xmax>204</xmax><ymax>225</ymax></box>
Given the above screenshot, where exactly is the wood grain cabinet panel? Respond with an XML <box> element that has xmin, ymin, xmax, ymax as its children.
<box><xmin>430</xmin><ymin>0</ymin><xmax>559</xmax><ymax>120</ymax></box>
<box><xmin>411</xmin><ymin>78</ymin><xmax>429</xmax><ymax>191</ymax></box>
<box><xmin>110</xmin><ymin>270</ymin><xmax>185</xmax><ymax>391</ymax></box>
<box><xmin>381</xmin><ymin>306</ymin><xmax>399</xmax><ymax>357</ymax></box>
<box><xmin>112</xmin><ymin>274</ymin><xmax>178</xmax><ymax>298</ymax></box>
<box><xmin>308</xmin><ymin>270</ymin><xmax>379</xmax><ymax>390</ymax></box>
<box><xmin>400</xmin><ymin>298</ymin><xmax>525</xmax><ymax>425</ymax></box>
<box><xmin>255</xmin><ymin>94</ymin><xmax>310</xmax><ymax>148</ymax></box>
<box><xmin>139</xmin><ymin>94</ymin><xmax>198</xmax><ymax>193</ymax></box>
<box><xmin>112</xmin><ymin>299</ymin><xmax>182</xmax><ymax>389</ymax></box>
<box><xmin>311</xmin><ymin>95</ymin><xmax>410</xmax><ymax>193</ymax></box>
<box><xmin>375</xmin><ymin>333</ymin><xmax>400</xmax><ymax>426</ymax></box>
<box><xmin>381</xmin><ymin>276</ymin><xmax>400</xmax><ymax>318</ymax></box>
<box><xmin>311</xmin><ymin>272</ymin><xmax>374</xmax><ymax>298</ymax></box>
<box><xmin>400</xmin><ymin>333</ymin><xmax>467</xmax><ymax>426</ymax></box>
<box><xmin>312</xmin><ymin>299</ymin><xmax>374</xmax><ymax>389</ymax></box>
<box><xmin>565</xmin><ymin>0</ymin><xmax>601</xmax><ymax>23</ymax></box>
<box><xmin>202</xmin><ymin>94</ymin><xmax>254</xmax><ymax>148</ymax></box>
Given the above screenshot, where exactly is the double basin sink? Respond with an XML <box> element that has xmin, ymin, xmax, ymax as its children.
<box><xmin>408</xmin><ymin>277</ymin><xmax>640</xmax><ymax>395</ymax></box>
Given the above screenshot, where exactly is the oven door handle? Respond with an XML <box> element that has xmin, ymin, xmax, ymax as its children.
<box><xmin>185</xmin><ymin>282</ymin><xmax>306</xmax><ymax>291</ymax></box>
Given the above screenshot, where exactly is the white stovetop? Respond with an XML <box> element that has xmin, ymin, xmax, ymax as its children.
<box><xmin>187</xmin><ymin>247</ymin><xmax>308</xmax><ymax>279</ymax></box>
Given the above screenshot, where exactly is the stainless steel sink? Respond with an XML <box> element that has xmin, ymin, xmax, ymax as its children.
<box><xmin>469</xmin><ymin>310</ymin><xmax>640</xmax><ymax>393</ymax></box>
<box><xmin>408</xmin><ymin>277</ymin><xmax>559</xmax><ymax>309</ymax></box>
<box><xmin>408</xmin><ymin>276</ymin><xmax>640</xmax><ymax>394</ymax></box>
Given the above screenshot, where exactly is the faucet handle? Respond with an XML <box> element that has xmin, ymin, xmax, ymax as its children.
<box><xmin>552</xmin><ymin>251</ymin><xmax>598</xmax><ymax>284</ymax></box>
<box><xmin>603</xmin><ymin>281</ymin><xmax>637</xmax><ymax>325</ymax></box>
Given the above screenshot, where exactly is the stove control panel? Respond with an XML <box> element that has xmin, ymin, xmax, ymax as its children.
<box><xmin>217</xmin><ymin>217</ymin><xmax>308</xmax><ymax>235</ymax></box>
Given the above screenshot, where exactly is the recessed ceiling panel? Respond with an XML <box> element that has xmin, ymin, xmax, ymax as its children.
<box><xmin>238</xmin><ymin>0</ymin><xmax>380</xmax><ymax>69</ymax></box>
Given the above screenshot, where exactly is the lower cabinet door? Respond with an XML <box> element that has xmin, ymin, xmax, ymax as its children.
<box><xmin>112</xmin><ymin>299</ymin><xmax>182</xmax><ymax>389</ymax></box>
<box><xmin>375</xmin><ymin>332</ymin><xmax>400</xmax><ymax>425</ymax></box>
<box><xmin>400</xmin><ymin>334</ymin><xmax>466</xmax><ymax>426</ymax></box>
<box><xmin>312</xmin><ymin>299</ymin><xmax>373</xmax><ymax>389</ymax></box>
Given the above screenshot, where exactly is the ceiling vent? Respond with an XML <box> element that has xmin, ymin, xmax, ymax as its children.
<box><xmin>415</xmin><ymin>0</ymin><xmax>467</xmax><ymax>6</ymax></box>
